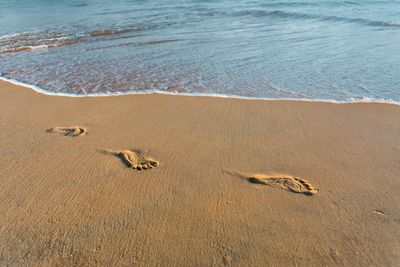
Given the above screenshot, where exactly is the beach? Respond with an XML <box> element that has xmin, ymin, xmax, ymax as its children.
<box><xmin>0</xmin><ymin>79</ymin><xmax>399</xmax><ymax>265</ymax></box>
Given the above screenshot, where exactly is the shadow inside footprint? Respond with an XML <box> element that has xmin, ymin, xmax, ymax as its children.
<box><xmin>247</xmin><ymin>177</ymin><xmax>267</xmax><ymax>185</ymax></box>
<box><xmin>103</xmin><ymin>149</ymin><xmax>159</xmax><ymax>170</ymax></box>
<box><xmin>47</xmin><ymin>126</ymin><xmax>87</xmax><ymax>137</ymax></box>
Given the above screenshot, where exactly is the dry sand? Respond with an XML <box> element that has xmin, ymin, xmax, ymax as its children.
<box><xmin>0</xmin><ymin>80</ymin><xmax>399</xmax><ymax>266</ymax></box>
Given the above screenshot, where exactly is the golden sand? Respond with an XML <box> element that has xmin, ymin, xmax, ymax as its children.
<box><xmin>0</xmin><ymin>80</ymin><xmax>399</xmax><ymax>266</ymax></box>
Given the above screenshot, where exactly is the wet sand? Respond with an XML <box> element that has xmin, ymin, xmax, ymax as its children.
<box><xmin>0</xmin><ymin>80</ymin><xmax>399</xmax><ymax>266</ymax></box>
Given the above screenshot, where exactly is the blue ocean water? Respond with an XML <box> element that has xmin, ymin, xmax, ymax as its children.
<box><xmin>0</xmin><ymin>0</ymin><xmax>399</xmax><ymax>102</ymax></box>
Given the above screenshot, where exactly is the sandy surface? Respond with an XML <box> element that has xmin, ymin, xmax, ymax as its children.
<box><xmin>0</xmin><ymin>80</ymin><xmax>399</xmax><ymax>266</ymax></box>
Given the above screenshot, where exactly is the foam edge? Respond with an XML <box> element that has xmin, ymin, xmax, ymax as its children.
<box><xmin>1</xmin><ymin>75</ymin><xmax>399</xmax><ymax>105</ymax></box>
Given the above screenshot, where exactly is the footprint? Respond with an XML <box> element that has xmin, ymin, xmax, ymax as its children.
<box><xmin>47</xmin><ymin>126</ymin><xmax>87</xmax><ymax>137</ymax></box>
<box><xmin>102</xmin><ymin>149</ymin><xmax>159</xmax><ymax>170</ymax></box>
<box><xmin>373</xmin><ymin>210</ymin><xmax>385</xmax><ymax>216</ymax></box>
<box><xmin>228</xmin><ymin>170</ymin><xmax>318</xmax><ymax>196</ymax></box>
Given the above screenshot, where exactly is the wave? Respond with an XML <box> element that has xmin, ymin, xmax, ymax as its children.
<box><xmin>0</xmin><ymin>26</ymin><xmax>153</xmax><ymax>54</ymax></box>
<box><xmin>1</xmin><ymin>6</ymin><xmax>396</xmax><ymax>55</ymax></box>
<box><xmin>1</xmin><ymin>75</ymin><xmax>399</xmax><ymax>106</ymax></box>
<box><xmin>233</xmin><ymin>9</ymin><xmax>398</xmax><ymax>28</ymax></box>
<box><xmin>87</xmin><ymin>39</ymin><xmax>178</xmax><ymax>51</ymax></box>
<box><xmin>260</xmin><ymin>0</ymin><xmax>361</xmax><ymax>8</ymax></box>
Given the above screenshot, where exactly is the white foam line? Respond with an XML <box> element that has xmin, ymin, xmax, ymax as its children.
<box><xmin>1</xmin><ymin>75</ymin><xmax>399</xmax><ymax>105</ymax></box>
<box><xmin>0</xmin><ymin>33</ymin><xmax>20</xmax><ymax>40</ymax></box>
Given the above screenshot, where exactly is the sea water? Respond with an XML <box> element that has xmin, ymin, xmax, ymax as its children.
<box><xmin>0</xmin><ymin>0</ymin><xmax>399</xmax><ymax>102</ymax></box>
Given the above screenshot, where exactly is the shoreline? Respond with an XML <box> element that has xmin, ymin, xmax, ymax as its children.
<box><xmin>1</xmin><ymin>79</ymin><xmax>399</xmax><ymax>265</ymax></box>
<box><xmin>1</xmin><ymin>75</ymin><xmax>399</xmax><ymax>105</ymax></box>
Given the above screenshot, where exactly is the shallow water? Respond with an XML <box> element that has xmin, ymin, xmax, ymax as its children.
<box><xmin>0</xmin><ymin>0</ymin><xmax>399</xmax><ymax>102</ymax></box>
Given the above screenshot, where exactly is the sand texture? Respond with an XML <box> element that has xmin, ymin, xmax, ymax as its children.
<box><xmin>0</xmin><ymin>80</ymin><xmax>400</xmax><ymax>266</ymax></box>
